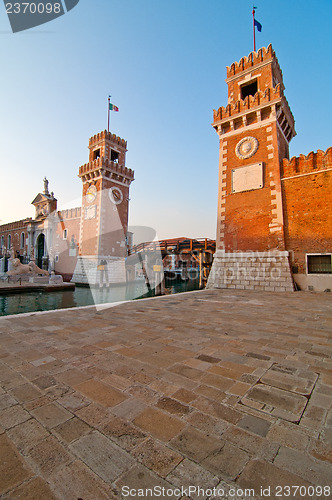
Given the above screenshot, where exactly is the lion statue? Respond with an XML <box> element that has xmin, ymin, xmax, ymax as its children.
<box><xmin>7</xmin><ymin>258</ymin><xmax>49</xmax><ymax>277</ymax></box>
<box><xmin>7</xmin><ymin>258</ymin><xmax>32</xmax><ymax>276</ymax></box>
<box><xmin>28</xmin><ymin>261</ymin><xmax>49</xmax><ymax>276</ymax></box>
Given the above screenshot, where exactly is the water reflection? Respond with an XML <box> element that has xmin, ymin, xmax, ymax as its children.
<box><xmin>0</xmin><ymin>278</ymin><xmax>202</xmax><ymax>316</ymax></box>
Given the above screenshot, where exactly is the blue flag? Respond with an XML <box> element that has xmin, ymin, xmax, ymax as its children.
<box><xmin>254</xmin><ymin>19</ymin><xmax>262</xmax><ymax>32</ymax></box>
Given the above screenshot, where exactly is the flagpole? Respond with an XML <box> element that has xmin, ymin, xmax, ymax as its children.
<box><xmin>253</xmin><ymin>7</ymin><xmax>255</xmax><ymax>52</ymax></box>
<box><xmin>108</xmin><ymin>96</ymin><xmax>110</xmax><ymax>133</ymax></box>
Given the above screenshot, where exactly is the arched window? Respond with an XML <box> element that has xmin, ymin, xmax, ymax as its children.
<box><xmin>1</xmin><ymin>235</ymin><xmax>4</xmax><ymax>249</ymax></box>
<box><xmin>20</xmin><ymin>232</ymin><xmax>25</xmax><ymax>249</ymax></box>
<box><xmin>7</xmin><ymin>234</ymin><xmax>11</xmax><ymax>249</ymax></box>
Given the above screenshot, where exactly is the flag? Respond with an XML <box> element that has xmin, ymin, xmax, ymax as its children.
<box><xmin>254</xmin><ymin>19</ymin><xmax>262</xmax><ymax>32</ymax></box>
<box><xmin>109</xmin><ymin>103</ymin><xmax>119</xmax><ymax>112</ymax></box>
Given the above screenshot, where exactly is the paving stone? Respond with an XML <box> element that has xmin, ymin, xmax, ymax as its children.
<box><xmin>115</xmin><ymin>464</ymin><xmax>178</xmax><ymax>500</ymax></box>
<box><xmin>111</xmin><ymin>396</ymin><xmax>147</xmax><ymax>420</ymax></box>
<box><xmin>170</xmin><ymin>426</ymin><xmax>222</xmax><ymax>462</ymax></box>
<box><xmin>75</xmin><ymin>403</ymin><xmax>112</xmax><ymax>427</ymax></box>
<box><xmin>0</xmin><ymin>393</ymin><xmax>17</xmax><ymax>410</ymax></box>
<box><xmin>27</xmin><ymin>435</ymin><xmax>73</xmax><ymax>475</ymax></box>
<box><xmin>69</xmin><ymin>431</ymin><xmax>134</xmax><ymax>484</ymax></box>
<box><xmin>242</xmin><ymin>384</ymin><xmax>307</xmax><ymax>422</ymax></box>
<box><xmin>49</xmin><ymin>460</ymin><xmax>113</xmax><ymax>500</ymax></box>
<box><xmin>7</xmin><ymin>418</ymin><xmax>49</xmax><ymax>454</ymax></box>
<box><xmin>30</xmin><ymin>356</ymin><xmax>56</xmax><ymax>367</ymax></box>
<box><xmin>266</xmin><ymin>421</ymin><xmax>310</xmax><ymax>452</ymax></box>
<box><xmin>169</xmin><ymin>364</ymin><xmax>203</xmax><ymax>380</ymax></box>
<box><xmin>0</xmin><ymin>434</ymin><xmax>34</xmax><ymax>495</ymax></box>
<box><xmin>101</xmin><ymin>415</ymin><xmax>147</xmax><ymax>451</ymax></box>
<box><xmin>126</xmin><ymin>383</ymin><xmax>160</xmax><ymax>403</ymax></box>
<box><xmin>166</xmin><ymin>459</ymin><xmax>219</xmax><ymax>500</ymax></box>
<box><xmin>74</xmin><ymin>378</ymin><xmax>127</xmax><ymax>407</ymax></box>
<box><xmin>309</xmin><ymin>437</ymin><xmax>332</xmax><ymax>463</ymax></box>
<box><xmin>223</xmin><ymin>425</ymin><xmax>279</xmax><ymax>462</ymax></box>
<box><xmin>56</xmin><ymin>391</ymin><xmax>90</xmax><ymax>412</ymax></box>
<box><xmin>56</xmin><ymin>368</ymin><xmax>91</xmax><ymax>386</ymax></box>
<box><xmin>196</xmin><ymin>354</ymin><xmax>221</xmax><ymax>364</ymax></box>
<box><xmin>274</xmin><ymin>446</ymin><xmax>332</xmax><ymax>486</ymax></box>
<box><xmin>195</xmin><ymin>384</ymin><xmax>226</xmax><ymax>402</ymax></box>
<box><xmin>227</xmin><ymin>381</ymin><xmax>252</xmax><ymax>396</ymax></box>
<box><xmin>0</xmin><ymin>405</ymin><xmax>30</xmax><ymax>429</ymax></box>
<box><xmin>2</xmin><ymin>477</ymin><xmax>57</xmax><ymax>500</ymax></box>
<box><xmin>237</xmin><ymin>459</ymin><xmax>314</xmax><ymax>493</ymax></box>
<box><xmin>23</xmin><ymin>395</ymin><xmax>52</xmax><ymax>411</ymax></box>
<box><xmin>201</xmin><ymin>373</ymin><xmax>234</xmax><ymax>391</ymax></box>
<box><xmin>10</xmin><ymin>383</ymin><xmax>42</xmax><ymax>403</ymax></box>
<box><xmin>261</xmin><ymin>367</ymin><xmax>318</xmax><ymax>395</ymax></box>
<box><xmin>186</xmin><ymin>410</ymin><xmax>230</xmax><ymax>436</ymax></box>
<box><xmin>192</xmin><ymin>396</ymin><xmax>242</xmax><ymax>424</ymax></box>
<box><xmin>157</xmin><ymin>396</ymin><xmax>190</xmax><ymax>416</ymax></box>
<box><xmin>32</xmin><ymin>375</ymin><xmax>57</xmax><ymax>390</ymax></box>
<box><xmin>133</xmin><ymin>407</ymin><xmax>185</xmax><ymax>441</ymax></box>
<box><xmin>53</xmin><ymin>416</ymin><xmax>91</xmax><ymax>443</ymax></box>
<box><xmin>202</xmin><ymin>442</ymin><xmax>250</xmax><ymax>480</ymax></box>
<box><xmin>238</xmin><ymin>414</ymin><xmax>271</xmax><ymax>437</ymax></box>
<box><xmin>31</xmin><ymin>402</ymin><xmax>73</xmax><ymax>429</ymax></box>
<box><xmin>172</xmin><ymin>388</ymin><xmax>196</xmax><ymax>403</ymax></box>
<box><xmin>131</xmin><ymin>437</ymin><xmax>183</xmax><ymax>477</ymax></box>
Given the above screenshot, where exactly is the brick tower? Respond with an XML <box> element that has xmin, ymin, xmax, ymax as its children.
<box><xmin>207</xmin><ymin>45</ymin><xmax>295</xmax><ymax>291</ymax></box>
<box><xmin>72</xmin><ymin>130</ymin><xmax>134</xmax><ymax>285</ymax></box>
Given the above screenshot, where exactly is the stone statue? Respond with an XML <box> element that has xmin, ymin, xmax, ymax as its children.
<box><xmin>43</xmin><ymin>177</ymin><xmax>49</xmax><ymax>195</ymax></box>
<box><xmin>7</xmin><ymin>258</ymin><xmax>49</xmax><ymax>277</ymax></box>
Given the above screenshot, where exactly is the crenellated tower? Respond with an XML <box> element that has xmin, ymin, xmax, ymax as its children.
<box><xmin>72</xmin><ymin>130</ymin><xmax>134</xmax><ymax>285</ymax></box>
<box><xmin>208</xmin><ymin>45</ymin><xmax>295</xmax><ymax>291</ymax></box>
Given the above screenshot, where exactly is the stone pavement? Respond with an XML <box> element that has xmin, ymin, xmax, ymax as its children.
<box><xmin>0</xmin><ymin>289</ymin><xmax>331</xmax><ymax>500</ymax></box>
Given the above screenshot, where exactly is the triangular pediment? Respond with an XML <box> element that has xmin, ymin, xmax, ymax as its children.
<box><xmin>31</xmin><ymin>193</ymin><xmax>52</xmax><ymax>205</ymax></box>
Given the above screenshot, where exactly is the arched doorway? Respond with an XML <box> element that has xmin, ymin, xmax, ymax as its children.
<box><xmin>36</xmin><ymin>234</ymin><xmax>45</xmax><ymax>269</ymax></box>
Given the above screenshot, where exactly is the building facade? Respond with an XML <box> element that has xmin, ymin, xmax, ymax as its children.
<box><xmin>207</xmin><ymin>45</ymin><xmax>332</xmax><ymax>292</ymax></box>
<box><xmin>0</xmin><ymin>131</ymin><xmax>134</xmax><ymax>284</ymax></box>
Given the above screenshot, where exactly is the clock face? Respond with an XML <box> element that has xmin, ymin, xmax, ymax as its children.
<box><xmin>109</xmin><ymin>186</ymin><xmax>123</xmax><ymax>205</ymax></box>
<box><xmin>235</xmin><ymin>136</ymin><xmax>259</xmax><ymax>160</ymax></box>
<box><xmin>86</xmin><ymin>184</ymin><xmax>97</xmax><ymax>203</ymax></box>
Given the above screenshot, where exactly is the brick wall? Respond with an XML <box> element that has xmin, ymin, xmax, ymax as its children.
<box><xmin>281</xmin><ymin>148</ymin><xmax>332</xmax><ymax>273</ymax></box>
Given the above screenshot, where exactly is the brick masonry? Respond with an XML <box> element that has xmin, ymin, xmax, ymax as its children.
<box><xmin>208</xmin><ymin>45</ymin><xmax>331</xmax><ymax>292</ymax></box>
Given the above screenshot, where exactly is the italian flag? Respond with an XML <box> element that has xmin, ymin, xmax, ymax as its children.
<box><xmin>109</xmin><ymin>103</ymin><xmax>119</xmax><ymax>112</ymax></box>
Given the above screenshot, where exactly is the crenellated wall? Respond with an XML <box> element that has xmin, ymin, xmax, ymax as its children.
<box><xmin>213</xmin><ymin>85</ymin><xmax>282</xmax><ymax>123</ymax></box>
<box><xmin>282</xmin><ymin>147</ymin><xmax>332</xmax><ymax>178</ymax></box>
<box><xmin>89</xmin><ymin>130</ymin><xmax>127</xmax><ymax>149</ymax></box>
<box><xmin>79</xmin><ymin>157</ymin><xmax>134</xmax><ymax>179</ymax></box>
<box><xmin>226</xmin><ymin>44</ymin><xmax>282</xmax><ymax>79</ymax></box>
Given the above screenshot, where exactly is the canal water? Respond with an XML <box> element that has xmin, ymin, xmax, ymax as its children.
<box><xmin>0</xmin><ymin>279</ymin><xmax>202</xmax><ymax>317</ymax></box>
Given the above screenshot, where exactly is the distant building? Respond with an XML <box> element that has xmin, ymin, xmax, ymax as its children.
<box><xmin>0</xmin><ymin>131</ymin><xmax>135</xmax><ymax>284</ymax></box>
<box><xmin>207</xmin><ymin>45</ymin><xmax>332</xmax><ymax>292</ymax></box>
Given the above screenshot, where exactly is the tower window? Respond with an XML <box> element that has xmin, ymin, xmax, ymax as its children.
<box><xmin>111</xmin><ymin>150</ymin><xmax>119</xmax><ymax>162</ymax></box>
<box><xmin>307</xmin><ymin>254</ymin><xmax>332</xmax><ymax>274</ymax></box>
<box><xmin>93</xmin><ymin>149</ymin><xmax>101</xmax><ymax>160</ymax></box>
<box><xmin>63</xmin><ymin>229</ymin><xmax>68</xmax><ymax>240</ymax></box>
<box><xmin>241</xmin><ymin>80</ymin><xmax>258</xmax><ymax>100</ymax></box>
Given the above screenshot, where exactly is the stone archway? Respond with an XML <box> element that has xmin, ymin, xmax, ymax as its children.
<box><xmin>36</xmin><ymin>233</ymin><xmax>45</xmax><ymax>269</ymax></box>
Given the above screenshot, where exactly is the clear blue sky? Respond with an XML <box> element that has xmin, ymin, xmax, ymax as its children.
<box><xmin>1</xmin><ymin>0</ymin><xmax>331</xmax><ymax>239</ymax></box>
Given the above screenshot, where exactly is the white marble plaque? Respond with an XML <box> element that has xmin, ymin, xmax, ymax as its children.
<box><xmin>85</xmin><ymin>204</ymin><xmax>96</xmax><ymax>220</ymax></box>
<box><xmin>232</xmin><ymin>162</ymin><xmax>264</xmax><ymax>193</ymax></box>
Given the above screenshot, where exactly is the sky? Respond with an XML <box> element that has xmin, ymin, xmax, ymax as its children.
<box><xmin>1</xmin><ymin>0</ymin><xmax>331</xmax><ymax>240</ymax></box>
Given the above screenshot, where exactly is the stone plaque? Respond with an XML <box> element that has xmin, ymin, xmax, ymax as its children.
<box><xmin>85</xmin><ymin>205</ymin><xmax>96</xmax><ymax>220</ymax></box>
<box><xmin>232</xmin><ymin>162</ymin><xmax>263</xmax><ymax>193</ymax></box>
